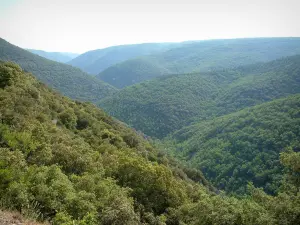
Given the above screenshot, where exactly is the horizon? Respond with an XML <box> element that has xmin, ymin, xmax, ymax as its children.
<box><xmin>1</xmin><ymin>0</ymin><xmax>300</xmax><ymax>53</ymax></box>
<box><xmin>3</xmin><ymin>36</ymin><xmax>300</xmax><ymax>55</ymax></box>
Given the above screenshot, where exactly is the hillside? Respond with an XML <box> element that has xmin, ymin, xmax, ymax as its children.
<box><xmin>165</xmin><ymin>95</ymin><xmax>300</xmax><ymax>195</ymax></box>
<box><xmin>27</xmin><ymin>49</ymin><xmax>79</xmax><ymax>63</ymax></box>
<box><xmin>0</xmin><ymin>38</ymin><xmax>116</xmax><ymax>102</ymax></box>
<box><xmin>0</xmin><ymin>61</ymin><xmax>300</xmax><ymax>224</ymax></box>
<box><xmin>68</xmin><ymin>43</ymin><xmax>179</xmax><ymax>75</ymax></box>
<box><xmin>0</xmin><ymin>61</ymin><xmax>206</xmax><ymax>224</ymax></box>
<box><xmin>97</xmin><ymin>37</ymin><xmax>300</xmax><ymax>88</ymax></box>
<box><xmin>99</xmin><ymin>55</ymin><xmax>300</xmax><ymax>137</ymax></box>
<box><xmin>99</xmin><ymin>71</ymin><xmax>228</xmax><ymax>136</ymax></box>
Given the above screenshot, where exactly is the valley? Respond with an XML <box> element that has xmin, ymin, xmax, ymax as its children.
<box><xmin>1</xmin><ymin>37</ymin><xmax>300</xmax><ymax>224</ymax></box>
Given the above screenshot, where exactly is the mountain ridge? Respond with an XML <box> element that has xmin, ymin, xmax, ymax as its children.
<box><xmin>99</xmin><ymin>55</ymin><xmax>300</xmax><ymax>137</ymax></box>
<box><xmin>27</xmin><ymin>49</ymin><xmax>79</xmax><ymax>63</ymax></box>
<box><xmin>97</xmin><ymin>37</ymin><xmax>300</xmax><ymax>88</ymax></box>
<box><xmin>0</xmin><ymin>38</ymin><xmax>116</xmax><ymax>102</ymax></box>
<box><xmin>68</xmin><ymin>42</ymin><xmax>181</xmax><ymax>75</ymax></box>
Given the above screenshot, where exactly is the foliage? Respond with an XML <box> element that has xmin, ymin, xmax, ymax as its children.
<box><xmin>99</xmin><ymin>55</ymin><xmax>300</xmax><ymax>137</ymax></box>
<box><xmin>97</xmin><ymin>37</ymin><xmax>300</xmax><ymax>88</ymax></box>
<box><xmin>1</xmin><ymin>61</ymin><xmax>300</xmax><ymax>224</ymax></box>
<box><xmin>165</xmin><ymin>95</ymin><xmax>300</xmax><ymax>194</ymax></box>
<box><xmin>0</xmin><ymin>38</ymin><xmax>116</xmax><ymax>102</ymax></box>
<box><xmin>0</xmin><ymin>61</ymin><xmax>204</xmax><ymax>224</ymax></box>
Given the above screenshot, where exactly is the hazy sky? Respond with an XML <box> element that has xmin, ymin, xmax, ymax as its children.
<box><xmin>1</xmin><ymin>0</ymin><xmax>299</xmax><ymax>53</ymax></box>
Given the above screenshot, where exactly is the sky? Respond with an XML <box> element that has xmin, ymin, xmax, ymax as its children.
<box><xmin>0</xmin><ymin>0</ymin><xmax>300</xmax><ymax>53</ymax></box>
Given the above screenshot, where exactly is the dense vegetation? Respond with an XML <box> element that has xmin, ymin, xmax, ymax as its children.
<box><xmin>99</xmin><ymin>71</ymin><xmax>223</xmax><ymax>136</ymax></box>
<box><xmin>164</xmin><ymin>95</ymin><xmax>300</xmax><ymax>195</ymax></box>
<box><xmin>1</xmin><ymin>61</ymin><xmax>300</xmax><ymax>224</ymax></box>
<box><xmin>0</xmin><ymin>60</ymin><xmax>300</xmax><ymax>225</ymax></box>
<box><xmin>68</xmin><ymin>43</ymin><xmax>179</xmax><ymax>75</ymax></box>
<box><xmin>99</xmin><ymin>55</ymin><xmax>300</xmax><ymax>197</ymax></box>
<box><xmin>99</xmin><ymin>55</ymin><xmax>300</xmax><ymax>138</ymax></box>
<box><xmin>97</xmin><ymin>38</ymin><xmax>300</xmax><ymax>88</ymax></box>
<box><xmin>0</xmin><ymin>61</ymin><xmax>204</xmax><ymax>224</ymax></box>
<box><xmin>0</xmin><ymin>38</ymin><xmax>116</xmax><ymax>102</ymax></box>
<box><xmin>27</xmin><ymin>49</ymin><xmax>79</xmax><ymax>63</ymax></box>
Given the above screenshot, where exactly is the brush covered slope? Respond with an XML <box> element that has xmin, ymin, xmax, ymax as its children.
<box><xmin>1</xmin><ymin>62</ymin><xmax>300</xmax><ymax>225</ymax></box>
<box><xmin>27</xmin><ymin>49</ymin><xmax>79</xmax><ymax>63</ymax></box>
<box><xmin>0</xmin><ymin>61</ymin><xmax>205</xmax><ymax>224</ymax></box>
<box><xmin>165</xmin><ymin>95</ymin><xmax>300</xmax><ymax>195</ymax></box>
<box><xmin>97</xmin><ymin>37</ymin><xmax>300</xmax><ymax>88</ymax></box>
<box><xmin>0</xmin><ymin>38</ymin><xmax>116</xmax><ymax>102</ymax></box>
<box><xmin>68</xmin><ymin>43</ymin><xmax>178</xmax><ymax>75</ymax></box>
<box><xmin>99</xmin><ymin>55</ymin><xmax>300</xmax><ymax>138</ymax></box>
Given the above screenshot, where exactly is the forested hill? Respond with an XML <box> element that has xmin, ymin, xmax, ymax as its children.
<box><xmin>99</xmin><ymin>55</ymin><xmax>300</xmax><ymax>137</ymax></box>
<box><xmin>165</xmin><ymin>94</ymin><xmax>300</xmax><ymax>195</ymax></box>
<box><xmin>97</xmin><ymin>37</ymin><xmax>300</xmax><ymax>88</ymax></box>
<box><xmin>68</xmin><ymin>43</ymin><xmax>179</xmax><ymax>75</ymax></box>
<box><xmin>27</xmin><ymin>49</ymin><xmax>79</xmax><ymax>63</ymax></box>
<box><xmin>0</xmin><ymin>61</ymin><xmax>207</xmax><ymax>224</ymax></box>
<box><xmin>0</xmin><ymin>38</ymin><xmax>116</xmax><ymax>102</ymax></box>
<box><xmin>1</xmin><ymin>61</ymin><xmax>300</xmax><ymax>224</ymax></box>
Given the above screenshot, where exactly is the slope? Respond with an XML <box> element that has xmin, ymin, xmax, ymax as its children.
<box><xmin>97</xmin><ymin>37</ymin><xmax>300</xmax><ymax>88</ymax></box>
<box><xmin>166</xmin><ymin>95</ymin><xmax>300</xmax><ymax>195</ymax></box>
<box><xmin>27</xmin><ymin>49</ymin><xmax>79</xmax><ymax>63</ymax></box>
<box><xmin>0</xmin><ymin>38</ymin><xmax>116</xmax><ymax>102</ymax></box>
<box><xmin>68</xmin><ymin>42</ymin><xmax>179</xmax><ymax>75</ymax></box>
<box><xmin>0</xmin><ymin>61</ymin><xmax>207</xmax><ymax>224</ymax></box>
<box><xmin>1</xmin><ymin>61</ymin><xmax>300</xmax><ymax>225</ymax></box>
<box><xmin>99</xmin><ymin>55</ymin><xmax>300</xmax><ymax>137</ymax></box>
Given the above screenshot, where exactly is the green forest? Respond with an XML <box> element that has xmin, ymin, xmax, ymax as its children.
<box><xmin>0</xmin><ymin>61</ymin><xmax>300</xmax><ymax>225</ymax></box>
<box><xmin>164</xmin><ymin>95</ymin><xmax>300</xmax><ymax>195</ymax></box>
<box><xmin>1</xmin><ymin>36</ymin><xmax>300</xmax><ymax>225</ymax></box>
<box><xmin>99</xmin><ymin>55</ymin><xmax>300</xmax><ymax>137</ymax></box>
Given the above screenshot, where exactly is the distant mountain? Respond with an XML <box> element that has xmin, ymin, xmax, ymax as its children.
<box><xmin>27</xmin><ymin>49</ymin><xmax>79</xmax><ymax>63</ymax></box>
<box><xmin>0</xmin><ymin>38</ymin><xmax>116</xmax><ymax>102</ymax></box>
<box><xmin>97</xmin><ymin>37</ymin><xmax>300</xmax><ymax>88</ymax></box>
<box><xmin>166</xmin><ymin>94</ymin><xmax>300</xmax><ymax>195</ymax></box>
<box><xmin>68</xmin><ymin>42</ymin><xmax>180</xmax><ymax>75</ymax></box>
<box><xmin>99</xmin><ymin>55</ymin><xmax>300</xmax><ymax>137</ymax></box>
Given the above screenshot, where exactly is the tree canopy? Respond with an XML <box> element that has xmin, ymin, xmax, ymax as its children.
<box><xmin>1</xmin><ymin>61</ymin><xmax>300</xmax><ymax>224</ymax></box>
<box><xmin>99</xmin><ymin>55</ymin><xmax>300</xmax><ymax>138</ymax></box>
